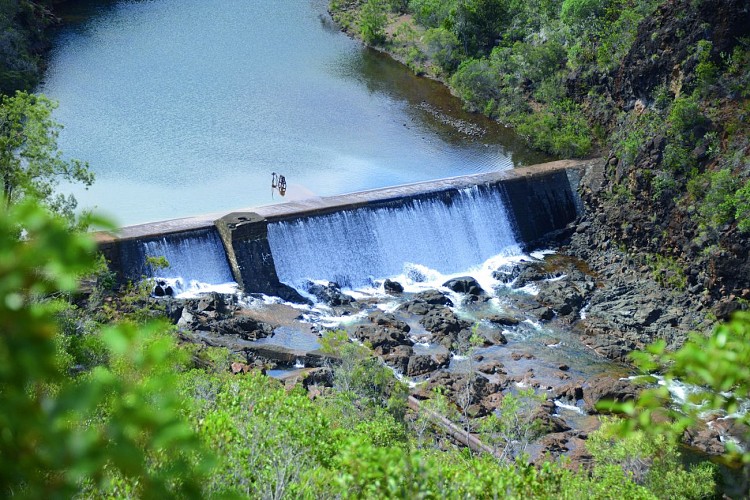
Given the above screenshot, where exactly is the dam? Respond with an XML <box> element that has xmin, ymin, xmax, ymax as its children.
<box><xmin>96</xmin><ymin>159</ymin><xmax>596</xmax><ymax>301</ymax></box>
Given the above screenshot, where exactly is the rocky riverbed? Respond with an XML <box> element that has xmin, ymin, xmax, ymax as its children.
<box><xmin>154</xmin><ymin>165</ymin><xmax>739</xmax><ymax>464</ymax></box>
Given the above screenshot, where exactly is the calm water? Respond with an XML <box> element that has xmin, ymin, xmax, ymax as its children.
<box><xmin>42</xmin><ymin>0</ymin><xmax>549</xmax><ymax>226</ymax></box>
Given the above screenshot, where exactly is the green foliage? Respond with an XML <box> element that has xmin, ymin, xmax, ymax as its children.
<box><xmin>646</xmin><ymin>253</ymin><xmax>688</xmax><ymax>291</ymax></box>
<box><xmin>0</xmin><ymin>0</ymin><xmax>57</xmax><ymax>94</ymax></box>
<box><xmin>187</xmin><ymin>371</ymin><xmax>335</xmax><ymax>497</ymax></box>
<box><xmin>360</xmin><ymin>0</ymin><xmax>388</xmax><ymax>45</ymax></box>
<box><xmin>408</xmin><ymin>0</ymin><xmax>456</xmax><ymax>27</ymax></box>
<box><xmin>424</xmin><ymin>27</ymin><xmax>462</xmax><ymax>73</ymax></box>
<box><xmin>0</xmin><ymin>198</ymin><xmax>209</xmax><ymax>497</ymax></box>
<box><xmin>449</xmin><ymin>0</ymin><xmax>509</xmax><ymax>56</ymax></box>
<box><xmin>561</xmin><ymin>0</ymin><xmax>609</xmax><ymax>25</ymax></box>
<box><xmin>587</xmin><ymin>419</ymin><xmax>716</xmax><ymax>499</ymax></box>
<box><xmin>478</xmin><ymin>388</ymin><xmax>545</xmax><ymax>460</ymax></box>
<box><xmin>608</xmin><ymin>313</ymin><xmax>750</xmax><ymax>465</ymax></box>
<box><xmin>694</xmin><ymin>40</ymin><xmax>717</xmax><ymax>94</ymax></box>
<box><xmin>0</xmin><ymin>91</ymin><xmax>94</xmax><ymax>223</ymax></box>
<box><xmin>319</xmin><ymin>330</ymin><xmax>409</xmax><ymax>425</ymax></box>
<box><xmin>515</xmin><ymin>100</ymin><xmax>593</xmax><ymax>157</ymax></box>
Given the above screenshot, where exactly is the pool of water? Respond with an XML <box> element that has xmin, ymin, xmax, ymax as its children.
<box><xmin>42</xmin><ymin>0</ymin><xmax>550</xmax><ymax>226</ymax></box>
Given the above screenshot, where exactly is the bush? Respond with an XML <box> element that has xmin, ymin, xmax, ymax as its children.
<box><xmin>561</xmin><ymin>0</ymin><xmax>609</xmax><ymax>25</ymax></box>
<box><xmin>360</xmin><ymin>0</ymin><xmax>388</xmax><ymax>45</ymax></box>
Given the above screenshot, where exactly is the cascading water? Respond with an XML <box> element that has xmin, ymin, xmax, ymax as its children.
<box><xmin>140</xmin><ymin>229</ymin><xmax>236</xmax><ymax>295</ymax></box>
<box><xmin>267</xmin><ymin>185</ymin><xmax>522</xmax><ymax>289</ymax></box>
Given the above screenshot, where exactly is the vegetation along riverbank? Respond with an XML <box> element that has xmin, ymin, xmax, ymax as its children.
<box><xmin>0</xmin><ymin>0</ymin><xmax>749</xmax><ymax>496</ymax></box>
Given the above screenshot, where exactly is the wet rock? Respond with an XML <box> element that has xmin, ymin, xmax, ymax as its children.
<box><xmin>554</xmin><ymin>383</ymin><xmax>583</xmax><ymax>402</ymax></box>
<box><xmin>420</xmin><ymin>307</ymin><xmax>472</xmax><ymax>349</ymax></box>
<box><xmin>583</xmin><ymin>375</ymin><xmax>639</xmax><ymax>413</ymax></box>
<box><xmin>406</xmin><ymin>354</ymin><xmax>445</xmax><ymax>376</ymax></box>
<box><xmin>383</xmin><ymin>278</ymin><xmax>404</xmax><ymax>294</ymax></box>
<box><xmin>442</xmin><ymin>276</ymin><xmax>485</xmax><ymax>296</ymax></box>
<box><xmin>399</xmin><ymin>290</ymin><xmax>453</xmax><ymax>316</ymax></box>
<box><xmin>683</xmin><ymin>425</ymin><xmax>725</xmax><ymax>456</ymax></box>
<box><xmin>382</xmin><ymin>345</ymin><xmax>414</xmax><ymax>374</ymax></box>
<box><xmin>216</xmin><ymin>316</ymin><xmax>274</xmax><ymax>341</ymax></box>
<box><xmin>368</xmin><ymin>311</ymin><xmax>410</xmax><ymax>333</ymax></box>
<box><xmin>513</xmin><ymin>262</ymin><xmax>563</xmax><ymax>289</ymax></box>
<box><xmin>400</xmin><ymin>301</ymin><xmax>431</xmax><ymax>315</ymax></box>
<box><xmin>477</xmin><ymin>359</ymin><xmax>505</xmax><ymax>375</ymax></box>
<box><xmin>511</xmin><ymin>352</ymin><xmax>534</xmax><ymax>361</ymax></box>
<box><xmin>414</xmin><ymin>289</ymin><xmax>454</xmax><ymax>306</ymax></box>
<box><xmin>537</xmin><ymin>280</ymin><xmax>588</xmax><ymax>317</ymax></box>
<box><xmin>306</xmin><ymin>281</ymin><xmax>355</xmax><ymax>307</ymax></box>
<box><xmin>302</xmin><ymin>367</ymin><xmax>334</xmax><ymax>388</ymax></box>
<box><xmin>353</xmin><ymin>313</ymin><xmax>412</xmax><ymax>355</ymax></box>
<box><xmin>485</xmin><ymin>330</ymin><xmax>508</xmax><ymax>345</ymax></box>
<box><xmin>486</xmin><ymin>314</ymin><xmax>521</xmax><ymax>326</ymax></box>
<box><xmin>530</xmin><ymin>306</ymin><xmax>555</xmax><ymax>321</ymax></box>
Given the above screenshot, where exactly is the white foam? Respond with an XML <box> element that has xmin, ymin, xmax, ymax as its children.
<box><xmin>554</xmin><ymin>399</ymin><xmax>585</xmax><ymax>415</ymax></box>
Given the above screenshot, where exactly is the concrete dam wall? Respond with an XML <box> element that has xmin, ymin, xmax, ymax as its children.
<box><xmin>96</xmin><ymin>159</ymin><xmax>597</xmax><ymax>300</ymax></box>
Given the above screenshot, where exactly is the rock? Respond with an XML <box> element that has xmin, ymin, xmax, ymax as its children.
<box><xmin>558</xmin><ymin>364</ymin><xmax>569</xmax><ymax>371</ymax></box>
<box><xmin>477</xmin><ymin>359</ymin><xmax>505</xmax><ymax>374</ymax></box>
<box><xmin>530</xmin><ymin>306</ymin><xmax>555</xmax><ymax>321</ymax></box>
<box><xmin>414</xmin><ymin>289</ymin><xmax>453</xmax><ymax>306</ymax></box>
<box><xmin>216</xmin><ymin>316</ymin><xmax>274</xmax><ymax>341</ymax></box>
<box><xmin>368</xmin><ymin>311</ymin><xmax>410</xmax><ymax>332</ymax></box>
<box><xmin>177</xmin><ymin>309</ymin><xmax>194</xmax><ymax>329</ymax></box>
<box><xmin>583</xmin><ymin>375</ymin><xmax>639</xmax><ymax>413</ymax></box>
<box><xmin>419</xmin><ymin>307</ymin><xmax>471</xmax><ymax>349</ymax></box>
<box><xmin>153</xmin><ymin>284</ymin><xmax>165</xmax><ymax>297</ymax></box>
<box><xmin>231</xmin><ymin>362</ymin><xmax>252</xmax><ymax>374</ymax></box>
<box><xmin>383</xmin><ymin>279</ymin><xmax>404</xmax><ymax>294</ymax></box>
<box><xmin>306</xmin><ymin>281</ymin><xmax>355</xmax><ymax>307</ymax></box>
<box><xmin>382</xmin><ymin>345</ymin><xmax>414</xmax><ymax>374</ymax></box>
<box><xmin>406</xmin><ymin>354</ymin><xmax>440</xmax><ymax>376</ymax></box>
<box><xmin>486</xmin><ymin>314</ymin><xmax>521</xmax><ymax>326</ymax></box>
<box><xmin>555</xmin><ymin>383</ymin><xmax>584</xmax><ymax>401</ymax></box>
<box><xmin>486</xmin><ymin>330</ymin><xmax>508</xmax><ymax>345</ymax></box>
<box><xmin>353</xmin><ymin>314</ymin><xmax>412</xmax><ymax>355</ymax></box>
<box><xmin>400</xmin><ymin>300</ymin><xmax>431</xmax><ymax>315</ymax></box>
<box><xmin>442</xmin><ymin>276</ymin><xmax>485</xmax><ymax>296</ymax></box>
<box><xmin>398</xmin><ymin>290</ymin><xmax>454</xmax><ymax>316</ymax></box>
<box><xmin>302</xmin><ymin>367</ymin><xmax>334</xmax><ymax>388</ymax></box>
<box><xmin>683</xmin><ymin>425</ymin><xmax>725</xmax><ymax>456</ymax></box>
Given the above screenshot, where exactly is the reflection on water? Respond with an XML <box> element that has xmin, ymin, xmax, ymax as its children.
<box><xmin>43</xmin><ymin>0</ymin><xmax>551</xmax><ymax>225</ymax></box>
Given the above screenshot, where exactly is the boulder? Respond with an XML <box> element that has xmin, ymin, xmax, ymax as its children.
<box><xmin>583</xmin><ymin>375</ymin><xmax>639</xmax><ymax>413</ymax></box>
<box><xmin>442</xmin><ymin>276</ymin><xmax>485</xmax><ymax>296</ymax></box>
<box><xmin>414</xmin><ymin>290</ymin><xmax>453</xmax><ymax>306</ymax></box>
<box><xmin>486</xmin><ymin>314</ymin><xmax>521</xmax><ymax>326</ymax></box>
<box><xmin>306</xmin><ymin>281</ymin><xmax>355</xmax><ymax>307</ymax></box>
<box><xmin>477</xmin><ymin>359</ymin><xmax>505</xmax><ymax>375</ymax></box>
<box><xmin>302</xmin><ymin>367</ymin><xmax>334</xmax><ymax>388</ymax></box>
<box><xmin>406</xmin><ymin>354</ymin><xmax>440</xmax><ymax>376</ymax></box>
<box><xmin>368</xmin><ymin>311</ymin><xmax>410</xmax><ymax>333</ymax></box>
<box><xmin>216</xmin><ymin>316</ymin><xmax>274</xmax><ymax>341</ymax></box>
<box><xmin>383</xmin><ymin>279</ymin><xmax>404</xmax><ymax>294</ymax></box>
<box><xmin>382</xmin><ymin>345</ymin><xmax>414</xmax><ymax>374</ymax></box>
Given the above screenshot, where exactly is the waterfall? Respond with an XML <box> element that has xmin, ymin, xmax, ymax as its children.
<box><xmin>267</xmin><ymin>185</ymin><xmax>521</xmax><ymax>289</ymax></box>
<box><xmin>139</xmin><ymin>228</ymin><xmax>235</xmax><ymax>287</ymax></box>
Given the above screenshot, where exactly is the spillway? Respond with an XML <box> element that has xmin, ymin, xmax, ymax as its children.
<box><xmin>266</xmin><ymin>185</ymin><xmax>522</xmax><ymax>289</ymax></box>
<box><xmin>118</xmin><ymin>228</ymin><xmax>234</xmax><ymax>287</ymax></box>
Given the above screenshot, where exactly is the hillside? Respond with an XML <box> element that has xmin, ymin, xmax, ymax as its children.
<box><xmin>331</xmin><ymin>0</ymin><xmax>750</xmax><ymax>318</ymax></box>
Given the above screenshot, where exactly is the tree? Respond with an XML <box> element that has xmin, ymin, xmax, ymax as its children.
<box><xmin>0</xmin><ymin>91</ymin><xmax>93</xmax><ymax>222</ymax></box>
<box><xmin>0</xmin><ymin>198</ymin><xmax>209</xmax><ymax>497</ymax></box>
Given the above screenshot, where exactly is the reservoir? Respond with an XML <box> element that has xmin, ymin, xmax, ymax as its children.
<box><xmin>42</xmin><ymin>0</ymin><xmax>549</xmax><ymax>226</ymax></box>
